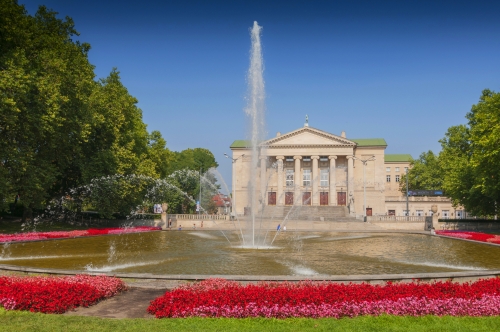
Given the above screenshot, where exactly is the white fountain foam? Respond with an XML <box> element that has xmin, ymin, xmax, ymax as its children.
<box><xmin>397</xmin><ymin>260</ymin><xmax>485</xmax><ymax>271</ymax></box>
<box><xmin>290</xmin><ymin>265</ymin><xmax>319</xmax><ymax>276</ymax></box>
<box><xmin>0</xmin><ymin>254</ymin><xmax>102</xmax><ymax>261</ymax></box>
<box><xmin>84</xmin><ymin>260</ymin><xmax>165</xmax><ymax>272</ymax></box>
<box><xmin>235</xmin><ymin>244</ymin><xmax>281</xmax><ymax>250</ymax></box>
<box><xmin>187</xmin><ymin>232</ymin><xmax>219</xmax><ymax>239</ymax></box>
<box><xmin>296</xmin><ymin>235</ymin><xmax>322</xmax><ymax>240</ymax></box>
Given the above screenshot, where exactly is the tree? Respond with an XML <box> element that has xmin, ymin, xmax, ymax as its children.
<box><xmin>0</xmin><ymin>2</ymin><xmax>96</xmax><ymax>220</ymax></box>
<box><xmin>438</xmin><ymin>90</ymin><xmax>500</xmax><ymax>217</ymax></box>
<box><xmin>0</xmin><ymin>1</ymin><xmax>218</xmax><ymax>220</ymax></box>
<box><xmin>81</xmin><ymin>69</ymin><xmax>159</xmax><ymax>181</ymax></box>
<box><xmin>399</xmin><ymin>151</ymin><xmax>443</xmax><ymax>193</ymax></box>
<box><xmin>167</xmin><ymin>148</ymin><xmax>218</xmax><ymax>174</ymax></box>
<box><xmin>466</xmin><ymin>89</ymin><xmax>500</xmax><ymax>213</ymax></box>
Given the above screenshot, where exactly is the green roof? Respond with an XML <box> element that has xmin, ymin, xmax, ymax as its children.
<box><xmin>384</xmin><ymin>154</ymin><xmax>413</xmax><ymax>162</ymax></box>
<box><xmin>350</xmin><ymin>138</ymin><xmax>387</xmax><ymax>147</ymax></box>
<box><xmin>230</xmin><ymin>140</ymin><xmax>252</xmax><ymax>148</ymax></box>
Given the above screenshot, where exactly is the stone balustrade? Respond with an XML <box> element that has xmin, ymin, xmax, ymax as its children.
<box><xmin>366</xmin><ymin>215</ymin><xmax>426</xmax><ymax>222</ymax></box>
<box><xmin>385</xmin><ymin>196</ymin><xmax>451</xmax><ymax>202</ymax></box>
<box><xmin>173</xmin><ymin>214</ymin><xmax>229</xmax><ymax>221</ymax></box>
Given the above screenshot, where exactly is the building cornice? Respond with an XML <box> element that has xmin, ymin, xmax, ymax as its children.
<box><xmin>263</xmin><ymin>126</ymin><xmax>356</xmax><ymax>147</ymax></box>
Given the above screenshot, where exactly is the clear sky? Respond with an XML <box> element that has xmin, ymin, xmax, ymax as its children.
<box><xmin>20</xmin><ymin>0</ymin><xmax>500</xmax><ymax>191</ymax></box>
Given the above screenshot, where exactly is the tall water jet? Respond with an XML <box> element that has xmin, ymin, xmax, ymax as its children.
<box><xmin>245</xmin><ymin>21</ymin><xmax>266</xmax><ymax>247</ymax></box>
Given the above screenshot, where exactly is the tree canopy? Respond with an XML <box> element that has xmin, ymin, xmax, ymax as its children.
<box><xmin>400</xmin><ymin>151</ymin><xmax>443</xmax><ymax>192</ymax></box>
<box><xmin>0</xmin><ymin>1</ymin><xmax>219</xmax><ymax>219</ymax></box>
<box><xmin>404</xmin><ymin>89</ymin><xmax>500</xmax><ymax>217</ymax></box>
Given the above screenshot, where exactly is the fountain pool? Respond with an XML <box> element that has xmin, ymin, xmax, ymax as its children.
<box><xmin>2</xmin><ymin>231</ymin><xmax>500</xmax><ymax>277</ymax></box>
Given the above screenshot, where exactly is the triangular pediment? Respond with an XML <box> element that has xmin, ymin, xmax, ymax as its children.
<box><xmin>263</xmin><ymin>127</ymin><xmax>356</xmax><ymax>147</ymax></box>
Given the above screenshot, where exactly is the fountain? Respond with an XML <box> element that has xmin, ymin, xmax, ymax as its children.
<box><xmin>245</xmin><ymin>21</ymin><xmax>266</xmax><ymax>248</ymax></box>
<box><xmin>2</xmin><ymin>22</ymin><xmax>500</xmax><ymax>281</ymax></box>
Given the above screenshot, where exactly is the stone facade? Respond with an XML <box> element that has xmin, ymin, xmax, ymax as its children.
<box><xmin>230</xmin><ymin>125</ymin><xmax>463</xmax><ymax>219</ymax></box>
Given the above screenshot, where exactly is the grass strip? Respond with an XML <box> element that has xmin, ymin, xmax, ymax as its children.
<box><xmin>1</xmin><ymin>309</ymin><xmax>500</xmax><ymax>332</ymax></box>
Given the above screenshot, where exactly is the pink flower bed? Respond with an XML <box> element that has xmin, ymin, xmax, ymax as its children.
<box><xmin>0</xmin><ymin>275</ymin><xmax>127</xmax><ymax>313</ymax></box>
<box><xmin>148</xmin><ymin>278</ymin><xmax>500</xmax><ymax>318</ymax></box>
<box><xmin>0</xmin><ymin>226</ymin><xmax>160</xmax><ymax>243</ymax></box>
<box><xmin>436</xmin><ymin>230</ymin><xmax>500</xmax><ymax>244</ymax></box>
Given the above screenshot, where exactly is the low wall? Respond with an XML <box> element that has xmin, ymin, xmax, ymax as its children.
<box><xmin>152</xmin><ymin>214</ymin><xmax>230</xmax><ymax>230</ymax></box>
<box><xmin>438</xmin><ymin>221</ymin><xmax>500</xmax><ymax>232</ymax></box>
<box><xmin>369</xmin><ymin>221</ymin><xmax>426</xmax><ymax>231</ymax></box>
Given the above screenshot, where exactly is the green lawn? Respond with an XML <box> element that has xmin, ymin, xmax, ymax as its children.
<box><xmin>1</xmin><ymin>309</ymin><xmax>500</xmax><ymax>332</ymax></box>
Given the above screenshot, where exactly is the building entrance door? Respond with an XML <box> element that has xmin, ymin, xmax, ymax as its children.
<box><xmin>302</xmin><ymin>192</ymin><xmax>311</xmax><ymax>205</ymax></box>
<box><xmin>337</xmin><ymin>192</ymin><xmax>346</xmax><ymax>205</ymax></box>
<box><xmin>366</xmin><ymin>208</ymin><xmax>372</xmax><ymax>216</ymax></box>
<box><xmin>285</xmin><ymin>192</ymin><xmax>294</xmax><ymax>205</ymax></box>
<box><xmin>268</xmin><ymin>192</ymin><xmax>276</xmax><ymax>205</ymax></box>
<box><xmin>320</xmin><ymin>192</ymin><xmax>328</xmax><ymax>205</ymax></box>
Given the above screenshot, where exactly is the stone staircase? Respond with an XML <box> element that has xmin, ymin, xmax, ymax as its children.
<box><xmin>259</xmin><ymin>205</ymin><xmax>357</xmax><ymax>222</ymax></box>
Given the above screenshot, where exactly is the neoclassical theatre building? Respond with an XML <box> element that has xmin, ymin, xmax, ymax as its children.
<box><xmin>229</xmin><ymin>123</ymin><xmax>462</xmax><ymax>219</ymax></box>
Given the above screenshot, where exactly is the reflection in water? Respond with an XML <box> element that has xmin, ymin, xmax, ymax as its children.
<box><xmin>2</xmin><ymin>231</ymin><xmax>500</xmax><ymax>276</ymax></box>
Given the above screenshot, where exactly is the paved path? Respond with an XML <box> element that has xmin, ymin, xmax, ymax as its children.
<box><xmin>64</xmin><ymin>287</ymin><xmax>167</xmax><ymax>319</ymax></box>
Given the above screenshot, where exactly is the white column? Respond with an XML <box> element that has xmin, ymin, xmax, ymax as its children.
<box><xmin>276</xmin><ymin>156</ymin><xmax>284</xmax><ymax>206</ymax></box>
<box><xmin>329</xmin><ymin>156</ymin><xmax>337</xmax><ymax>206</ymax></box>
<box><xmin>346</xmin><ymin>155</ymin><xmax>355</xmax><ymax>215</ymax></box>
<box><xmin>294</xmin><ymin>156</ymin><xmax>302</xmax><ymax>205</ymax></box>
<box><xmin>311</xmin><ymin>156</ymin><xmax>320</xmax><ymax>206</ymax></box>
<box><xmin>260</xmin><ymin>156</ymin><xmax>267</xmax><ymax>205</ymax></box>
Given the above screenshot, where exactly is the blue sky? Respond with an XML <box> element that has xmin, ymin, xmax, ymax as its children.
<box><xmin>20</xmin><ymin>0</ymin><xmax>500</xmax><ymax>190</ymax></box>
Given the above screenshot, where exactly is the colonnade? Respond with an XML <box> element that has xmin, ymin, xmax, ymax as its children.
<box><xmin>259</xmin><ymin>155</ymin><xmax>355</xmax><ymax>207</ymax></box>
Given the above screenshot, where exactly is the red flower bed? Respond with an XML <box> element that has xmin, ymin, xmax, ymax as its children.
<box><xmin>436</xmin><ymin>230</ymin><xmax>500</xmax><ymax>244</ymax></box>
<box><xmin>0</xmin><ymin>226</ymin><xmax>161</xmax><ymax>243</ymax></box>
<box><xmin>0</xmin><ymin>275</ymin><xmax>127</xmax><ymax>313</ymax></box>
<box><xmin>148</xmin><ymin>278</ymin><xmax>500</xmax><ymax>318</ymax></box>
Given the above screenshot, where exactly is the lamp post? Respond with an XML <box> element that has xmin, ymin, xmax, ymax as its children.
<box><xmin>406</xmin><ymin>166</ymin><xmax>409</xmax><ymax>220</ymax></box>
<box><xmin>351</xmin><ymin>155</ymin><xmax>375</xmax><ymax>221</ymax></box>
<box><xmin>194</xmin><ymin>163</ymin><xmax>202</xmax><ymax>218</ymax></box>
<box><xmin>224</xmin><ymin>153</ymin><xmax>245</xmax><ymax>217</ymax></box>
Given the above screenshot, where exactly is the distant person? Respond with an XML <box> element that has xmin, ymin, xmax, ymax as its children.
<box><xmin>283</xmin><ymin>225</ymin><xmax>287</xmax><ymax>232</ymax></box>
<box><xmin>277</xmin><ymin>224</ymin><xmax>281</xmax><ymax>231</ymax></box>
<box><xmin>178</xmin><ymin>225</ymin><xmax>182</xmax><ymax>230</ymax></box>
<box><xmin>193</xmin><ymin>223</ymin><xmax>196</xmax><ymax>230</ymax></box>
<box><xmin>201</xmin><ymin>220</ymin><xmax>203</xmax><ymax>228</ymax></box>
<box><xmin>168</xmin><ymin>218</ymin><xmax>172</xmax><ymax>230</ymax></box>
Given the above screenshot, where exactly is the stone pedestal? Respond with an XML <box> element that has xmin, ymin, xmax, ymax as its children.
<box><xmin>431</xmin><ymin>204</ymin><xmax>439</xmax><ymax>231</ymax></box>
<box><xmin>159</xmin><ymin>203</ymin><xmax>168</xmax><ymax>230</ymax></box>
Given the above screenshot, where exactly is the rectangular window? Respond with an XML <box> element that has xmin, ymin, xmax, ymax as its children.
<box><xmin>386</xmin><ymin>167</ymin><xmax>391</xmax><ymax>172</ymax></box>
<box><xmin>395</xmin><ymin>175</ymin><xmax>400</xmax><ymax>182</ymax></box>
<box><xmin>404</xmin><ymin>167</ymin><xmax>408</xmax><ymax>172</ymax></box>
<box><xmin>319</xmin><ymin>156</ymin><xmax>329</xmax><ymax>162</ymax></box>
<box><xmin>320</xmin><ymin>169</ymin><xmax>328</xmax><ymax>187</ymax></box>
<box><xmin>285</xmin><ymin>169</ymin><xmax>294</xmax><ymax>187</ymax></box>
<box><xmin>428</xmin><ymin>210</ymin><xmax>434</xmax><ymax>216</ymax></box>
<box><xmin>442</xmin><ymin>210</ymin><xmax>449</xmax><ymax>219</ymax></box>
<box><xmin>303</xmin><ymin>169</ymin><xmax>311</xmax><ymax>187</ymax></box>
<box><xmin>416</xmin><ymin>210</ymin><xmax>424</xmax><ymax>216</ymax></box>
<box><xmin>386</xmin><ymin>175</ymin><xmax>391</xmax><ymax>182</ymax></box>
<box><xmin>403</xmin><ymin>210</ymin><xmax>409</xmax><ymax>216</ymax></box>
<box><xmin>395</xmin><ymin>167</ymin><xmax>400</xmax><ymax>172</ymax></box>
<box><xmin>388</xmin><ymin>210</ymin><xmax>395</xmax><ymax>216</ymax></box>
<box><xmin>285</xmin><ymin>156</ymin><xmax>294</xmax><ymax>162</ymax></box>
<box><xmin>302</xmin><ymin>156</ymin><xmax>311</xmax><ymax>162</ymax></box>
